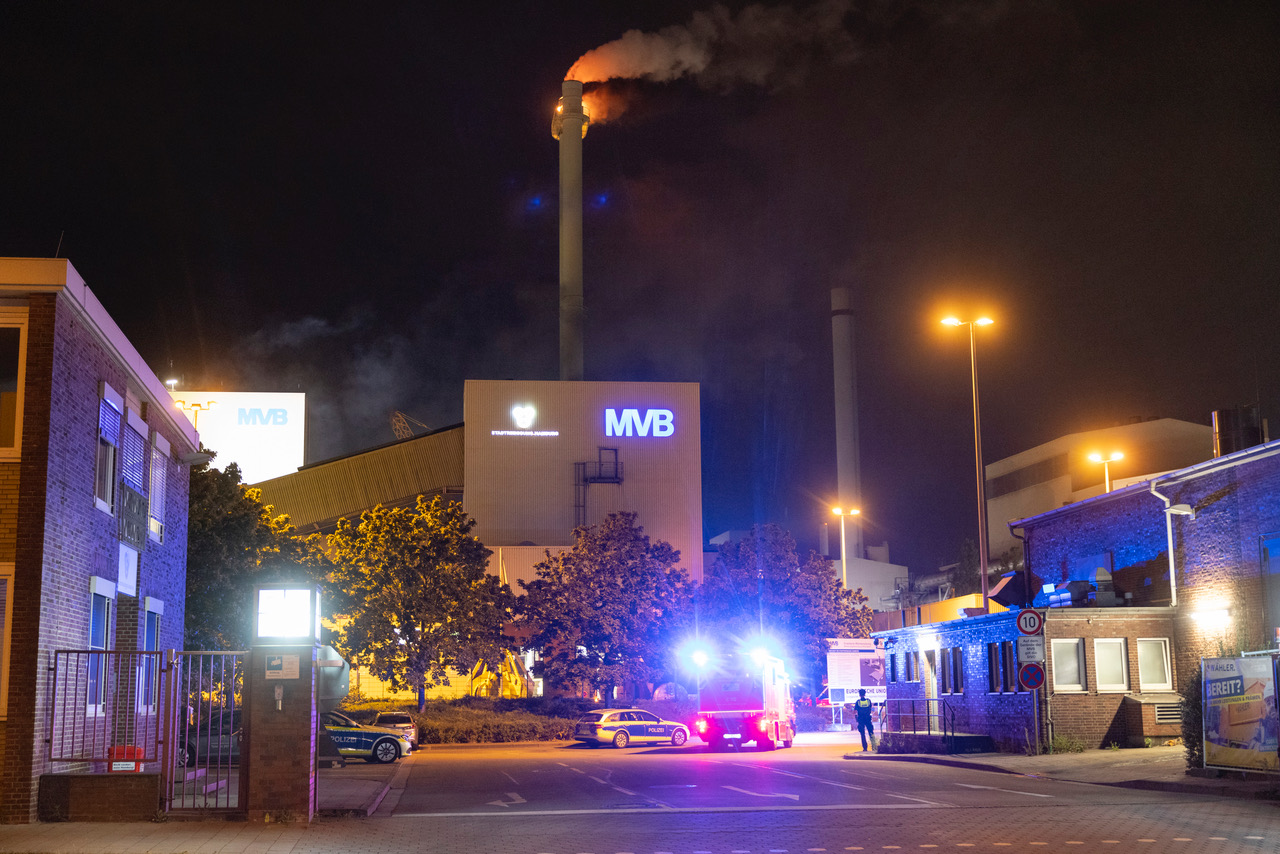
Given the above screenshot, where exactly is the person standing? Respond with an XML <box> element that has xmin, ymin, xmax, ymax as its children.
<box><xmin>853</xmin><ymin>688</ymin><xmax>875</xmax><ymax>751</ymax></box>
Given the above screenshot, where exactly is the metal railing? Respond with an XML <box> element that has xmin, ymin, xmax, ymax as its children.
<box><xmin>48</xmin><ymin>650</ymin><xmax>165</xmax><ymax>765</ymax></box>
<box><xmin>162</xmin><ymin>650</ymin><xmax>248</xmax><ymax>814</ymax></box>
<box><xmin>883</xmin><ymin>698</ymin><xmax>957</xmax><ymax>751</ymax></box>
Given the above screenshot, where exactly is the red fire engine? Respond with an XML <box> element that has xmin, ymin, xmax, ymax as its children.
<box><xmin>692</xmin><ymin>648</ymin><xmax>795</xmax><ymax>750</ymax></box>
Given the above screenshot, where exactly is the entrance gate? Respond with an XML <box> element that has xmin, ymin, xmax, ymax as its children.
<box><xmin>161</xmin><ymin>651</ymin><xmax>248</xmax><ymax>814</ymax></box>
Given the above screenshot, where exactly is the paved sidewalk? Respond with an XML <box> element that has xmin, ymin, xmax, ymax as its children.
<box><xmin>846</xmin><ymin>743</ymin><xmax>1280</xmax><ymax>799</ymax></box>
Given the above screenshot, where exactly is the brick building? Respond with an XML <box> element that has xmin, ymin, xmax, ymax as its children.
<box><xmin>0</xmin><ymin>258</ymin><xmax>200</xmax><ymax>823</ymax></box>
<box><xmin>877</xmin><ymin>436</ymin><xmax>1280</xmax><ymax>750</ymax></box>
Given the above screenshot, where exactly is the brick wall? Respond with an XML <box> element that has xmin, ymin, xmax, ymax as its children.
<box><xmin>1</xmin><ymin>292</ymin><xmax>194</xmax><ymax>823</ymax></box>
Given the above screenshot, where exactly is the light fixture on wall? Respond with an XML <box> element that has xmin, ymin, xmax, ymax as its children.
<box><xmin>1190</xmin><ymin>604</ymin><xmax>1231</xmax><ymax>631</ymax></box>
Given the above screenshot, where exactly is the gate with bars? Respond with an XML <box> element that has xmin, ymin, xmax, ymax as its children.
<box><xmin>49</xmin><ymin>649</ymin><xmax>249</xmax><ymax>815</ymax></box>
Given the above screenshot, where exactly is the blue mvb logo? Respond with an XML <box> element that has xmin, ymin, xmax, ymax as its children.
<box><xmin>238</xmin><ymin>408</ymin><xmax>289</xmax><ymax>426</ymax></box>
<box><xmin>604</xmin><ymin>408</ymin><xmax>674</xmax><ymax>438</ymax></box>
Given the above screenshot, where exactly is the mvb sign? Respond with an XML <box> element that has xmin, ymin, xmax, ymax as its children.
<box><xmin>604</xmin><ymin>408</ymin><xmax>674</xmax><ymax>438</ymax></box>
<box><xmin>238</xmin><ymin>408</ymin><xmax>289</xmax><ymax>426</ymax></box>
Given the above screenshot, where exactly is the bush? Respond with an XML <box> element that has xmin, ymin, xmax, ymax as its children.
<box><xmin>1180</xmin><ymin>670</ymin><xmax>1203</xmax><ymax>768</ymax></box>
<box><xmin>1048</xmin><ymin>733</ymin><xmax>1085</xmax><ymax>754</ymax></box>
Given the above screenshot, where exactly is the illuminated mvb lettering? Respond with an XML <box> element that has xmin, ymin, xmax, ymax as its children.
<box><xmin>238</xmin><ymin>408</ymin><xmax>289</xmax><ymax>426</ymax></box>
<box><xmin>604</xmin><ymin>408</ymin><xmax>674</xmax><ymax>437</ymax></box>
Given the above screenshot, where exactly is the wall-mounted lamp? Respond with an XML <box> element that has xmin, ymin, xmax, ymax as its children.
<box><xmin>1168</xmin><ymin>503</ymin><xmax>1196</xmax><ymax>520</ymax></box>
<box><xmin>1190</xmin><ymin>605</ymin><xmax>1230</xmax><ymax>631</ymax></box>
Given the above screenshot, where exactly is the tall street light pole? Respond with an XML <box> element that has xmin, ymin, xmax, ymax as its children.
<box><xmin>1089</xmin><ymin>451</ymin><xmax>1124</xmax><ymax>492</ymax></box>
<box><xmin>831</xmin><ymin>507</ymin><xmax>860</xmax><ymax>589</ymax></box>
<box><xmin>942</xmin><ymin>316</ymin><xmax>993</xmax><ymax>613</ymax></box>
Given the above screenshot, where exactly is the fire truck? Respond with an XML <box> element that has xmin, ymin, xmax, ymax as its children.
<box><xmin>692</xmin><ymin>649</ymin><xmax>795</xmax><ymax>750</ymax></box>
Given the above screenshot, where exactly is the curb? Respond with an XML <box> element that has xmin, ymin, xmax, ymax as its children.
<box><xmin>846</xmin><ymin>753</ymin><xmax>1280</xmax><ymax>800</ymax></box>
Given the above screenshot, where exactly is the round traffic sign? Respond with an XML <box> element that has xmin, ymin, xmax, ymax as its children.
<box><xmin>1017</xmin><ymin>608</ymin><xmax>1044</xmax><ymax>636</ymax></box>
<box><xmin>1019</xmin><ymin>662</ymin><xmax>1045</xmax><ymax>691</ymax></box>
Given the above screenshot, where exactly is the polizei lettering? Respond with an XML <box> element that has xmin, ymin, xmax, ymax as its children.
<box><xmin>238</xmin><ymin>408</ymin><xmax>289</xmax><ymax>426</ymax></box>
<box><xmin>605</xmin><ymin>408</ymin><xmax>675</xmax><ymax>437</ymax></box>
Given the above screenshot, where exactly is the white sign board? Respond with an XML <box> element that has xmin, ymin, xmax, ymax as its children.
<box><xmin>1017</xmin><ymin>635</ymin><xmax>1046</xmax><ymax>663</ymax></box>
<box><xmin>265</xmin><ymin>654</ymin><xmax>300</xmax><ymax>680</ymax></box>
<box><xmin>170</xmin><ymin>391</ymin><xmax>305</xmax><ymax>483</ymax></box>
<box><xmin>825</xmin><ymin>646</ymin><xmax>886</xmax><ymax>704</ymax></box>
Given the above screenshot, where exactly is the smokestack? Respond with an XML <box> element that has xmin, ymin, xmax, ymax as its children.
<box><xmin>552</xmin><ymin>80</ymin><xmax>587</xmax><ymax>382</ymax></box>
<box><xmin>831</xmin><ymin>288</ymin><xmax>863</xmax><ymax>561</ymax></box>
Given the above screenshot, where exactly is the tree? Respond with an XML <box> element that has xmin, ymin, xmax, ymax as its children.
<box><xmin>951</xmin><ymin>538</ymin><xmax>980</xmax><ymax>597</ymax></box>
<box><xmin>698</xmin><ymin>524</ymin><xmax>865</xmax><ymax>682</ymax></box>
<box><xmin>185</xmin><ymin>460</ymin><xmax>328</xmax><ymax>649</ymax></box>
<box><xmin>518</xmin><ymin>512</ymin><xmax>691</xmax><ymax>700</ymax></box>
<box><xmin>325</xmin><ymin>495</ymin><xmax>514</xmax><ymax>710</ymax></box>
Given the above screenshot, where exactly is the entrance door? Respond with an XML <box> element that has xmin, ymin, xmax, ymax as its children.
<box><xmin>163</xmin><ymin>651</ymin><xmax>247</xmax><ymax>814</ymax></box>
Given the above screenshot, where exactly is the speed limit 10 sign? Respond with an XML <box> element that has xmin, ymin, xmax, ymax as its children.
<box><xmin>1017</xmin><ymin>608</ymin><xmax>1044</xmax><ymax>636</ymax></box>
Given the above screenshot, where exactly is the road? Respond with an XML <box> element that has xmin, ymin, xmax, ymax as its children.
<box><xmin>363</xmin><ymin>741</ymin><xmax>1280</xmax><ymax>854</ymax></box>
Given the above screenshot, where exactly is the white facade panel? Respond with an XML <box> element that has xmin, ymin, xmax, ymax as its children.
<box><xmin>464</xmin><ymin>380</ymin><xmax>703</xmax><ymax>581</ymax></box>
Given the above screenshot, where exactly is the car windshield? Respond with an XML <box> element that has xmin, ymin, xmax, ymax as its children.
<box><xmin>324</xmin><ymin>712</ymin><xmax>357</xmax><ymax>727</ymax></box>
<box><xmin>377</xmin><ymin>714</ymin><xmax>412</xmax><ymax>724</ymax></box>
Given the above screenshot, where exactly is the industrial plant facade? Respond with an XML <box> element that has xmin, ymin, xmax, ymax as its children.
<box><xmin>0</xmin><ymin>258</ymin><xmax>199</xmax><ymax>823</ymax></box>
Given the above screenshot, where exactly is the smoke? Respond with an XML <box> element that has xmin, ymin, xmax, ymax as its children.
<box><xmin>567</xmin><ymin>1</ymin><xmax>858</xmax><ymax>95</ymax></box>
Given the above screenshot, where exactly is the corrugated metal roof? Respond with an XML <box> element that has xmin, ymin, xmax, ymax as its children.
<box><xmin>253</xmin><ymin>425</ymin><xmax>465</xmax><ymax>534</ymax></box>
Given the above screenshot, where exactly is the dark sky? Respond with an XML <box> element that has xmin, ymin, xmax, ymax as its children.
<box><xmin>3</xmin><ymin>1</ymin><xmax>1277</xmax><ymax>576</ymax></box>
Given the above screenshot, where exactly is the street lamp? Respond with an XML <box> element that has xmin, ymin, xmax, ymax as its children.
<box><xmin>941</xmin><ymin>316</ymin><xmax>994</xmax><ymax>613</ymax></box>
<box><xmin>831</xmin><ymin>507</ymin><xmax>861</xmax><ymax>589</ymax></box>
<box><xmin>1088</xmin><ymin>451</ymin><xmax>1124</xmax><ymax>493</ymax></box>
<box><xmin>174</xmin><ymin>399</ymin><xmax>216</xmax><ymax>431</ymax></box>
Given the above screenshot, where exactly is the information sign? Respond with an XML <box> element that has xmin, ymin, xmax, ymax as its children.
<box><xmin>1017</xmin><ymin>635</ymin><xmax>1046</xmax><ymax>663</ymax></box>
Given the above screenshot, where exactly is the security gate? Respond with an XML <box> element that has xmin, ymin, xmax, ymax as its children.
<box><xmin>161</xmin><ymin>651</ymin><xmax>248</xmax><ymax>814</ymax></box>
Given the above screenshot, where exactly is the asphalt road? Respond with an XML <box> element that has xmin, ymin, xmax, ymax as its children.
<box><xmin>370</xmin><ymin>741</ymin><xmax>1280</xmax><ymax>854</ymax></box>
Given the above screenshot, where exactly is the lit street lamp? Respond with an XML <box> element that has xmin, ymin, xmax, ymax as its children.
<box><xmin>831</xmin><ymin>506</ymin><xmax>861</xmax><ymax>589</ymax></box>
<box><xmin>942</xmin><ymin>316</ymin><xmax>994</xmax><ymax>613</ymax></box>
<box><xmin>174</xmin><ymin>399</ymin><xmax>216</xmax><ymax>431</ymax></box>
<box><xmin>1089</xmin><ymin>451</ymin><xmax>1124</xmax><ymax>492</ymax></box>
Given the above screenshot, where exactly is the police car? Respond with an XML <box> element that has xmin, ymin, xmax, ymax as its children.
<box><xmin>321</xmin><ymin>710</ymin><xmax>413</xmax><ymax>763</ymax></box>
<box><xmin>573</xmin><ymin>708</ymin><xmax>690</xmax><ymax>749</ymax></box>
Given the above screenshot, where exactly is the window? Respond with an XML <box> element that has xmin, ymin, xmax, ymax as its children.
<box><xmin>987</xmin><ymin>643</ymin><xmax>1001</xmax><ymax>692</ymax></box>
<box><xmin>140</xmin><ymin>599</ymin><xmax>162</xmax><ymax>711</ymax></box>
<box><xmin>0</xmin><ymin>311</ymin><xmax>27</xmax><ymax>456</ymax></box>
<box><xmin>1001</xmin><ymin>641</ymin><xmax>1018</xmax><ymax>692</ymax></box>
<box><xmin>0</xmin><ymin>563</ymin><xmax>12</xmax><ymax>718</ymax></box>
<box><xmin>904</xmin><ymin>651</ymin><xmax>917</xmax><ymax>682</ymax></box>
<box><xmin>1051</xmin><ymin>638</ymin><xmax>1085</xmax><ymax>692</ymax></box>
<box><xmin>148</xmin><ymin>432</ymin><xmax>169</xmax><ymax>542</ymax></box>
<box><xmin>120</xmin><ymin>408</ymin><xmax>147</xmax><ymax>495</ymax></box>
<box><xmin>95</xmin><ymin>383</ymin><xmax>123</xmax><ymax>512</ymax></box>
<box><xmin>87</xmin><ymin>577</ymin><xmax>115</xmax><ymax>714</ymax></box>
<box><xmin>951</xmin><ymin>647</ymin><xmax>965</xmax><ymax>694</ymax></box>
<box><xmin>1094</xmin><ymin>638</ymin><xmax>1129</xmax><ymax>691</ymax></box>
<box><xmin>888</xmin><ymin>652</ymin><xmax>897</xmax><ymax>684</ymax></box>
<box><xmin>1137</xmin><ymin>638</ymin><xmax>1172</xmax><ymax>690</ymax></box>
<box><xmin>939</xmin><ymin>648</ymin><xmax>952</xmax><ymax>694</ymax></box>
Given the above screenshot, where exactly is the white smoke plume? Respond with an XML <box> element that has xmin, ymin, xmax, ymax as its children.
<box><xmin>567</xmin><ymin>1</ymin><xmax>858</xmax><ymax>91</ymax></box>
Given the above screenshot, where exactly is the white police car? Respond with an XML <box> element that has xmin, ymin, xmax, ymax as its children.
<box><xmin>321</xmin><ymin>710</ymin><xmax>413</xmax><ymax>763</ymax></box>
<box><xmin>573</xmin><ymin>708</ymin><xmax>689</xmax><ymax>749</ymax></box>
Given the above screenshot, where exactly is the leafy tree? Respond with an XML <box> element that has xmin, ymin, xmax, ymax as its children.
<box><xmin>698</xmin><ymin>524</ymin><xmax>865</xmax><ymax>682</ymax></box>
<box><xmin>185</xmin><ymin>460</ymin><xmax>328</xmax><ymax>649</ymax></box>
<box><xmin>326</xmin><ymin>495</ymin><xmax>514</xmax><ymax>710</ymax></box>
<box><xmin>518</xmin><ymin>511</ymin><xmax>691</xmax><ymax>700</ymax></box>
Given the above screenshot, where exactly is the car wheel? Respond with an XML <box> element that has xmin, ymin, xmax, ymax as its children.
<box><xmin>671</xmin><ymin>728</ymin><xmax>688</xmax><ymax>747</ymax></box>
<box><xmin>707</xmin><ymin>737</ymin><xmax>724</xmax><ymax>752</ymax></box>
<box><xmin>613</xmin><ymin>731</ymin><xmax>630</xmax><ymax>749</ymax></box>
<box><xmin>758</xmin><ymin>734</ymin><xmax>775</xmax><ymax>751</ymax></box>
<box><xmin>177</xmin><ymin>743</ymin><xmax>195</xmax><ymax>768</ymax></box>
<box><xmin>371</xmin><ymin>738</ymin><xmax>400</xmax><ymax>764</ymax></box>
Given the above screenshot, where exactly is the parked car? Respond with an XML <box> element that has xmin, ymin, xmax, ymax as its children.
<box><xmin>321</xmin><ymin>710</ymin><xmax>413</xmax><ymax>763</ymax></box>
<box><xmin>573</xmin><ymin>708</ymin><xmax>689</xmax><ymax>749</ymax></box>
<box><xmin>176</xmin><ymin>710</ymin><xmax>241</xmax><ymax>767</ymax></box>
<box><xmin>372</xmin><ymin>711</ymin><xmax>418</xmax><ymax>749</ymax></box>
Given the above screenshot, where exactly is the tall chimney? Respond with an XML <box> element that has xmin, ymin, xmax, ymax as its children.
<box><xmin>552</xmin><ymin>80</ymin><xmax>587</xmax><ymax>382</ymax></box>
<box><xmin>831</xmin><ymin>288</ymin><xmax>863</xmax><ymax>561</ymax></box>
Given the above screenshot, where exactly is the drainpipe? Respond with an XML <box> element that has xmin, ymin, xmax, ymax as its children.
<box><xmin>1148</xmin><ymin>480</ymin><xmax>1193</xmax><ymax>609</ymax></box>
<box><xmin>1008</xmin><ymin>523</ymin><xmax>1031</xmax><ymax>607</ymax></box>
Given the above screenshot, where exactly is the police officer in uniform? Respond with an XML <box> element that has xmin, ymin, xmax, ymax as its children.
<box><xmin>853</xmin><ymin>688</ymin><xmax>875</xmax><ymax>751</ymax></box>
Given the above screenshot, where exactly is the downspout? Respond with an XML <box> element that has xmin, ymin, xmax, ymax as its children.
<box><xmin>1148</xmin><ymin>480</ymin><xmax>1180</xmax><ymax>608</ymax></box>
<box><xmin>1008</xmin><ymin>523</ymin><xmax>1031</xmax><ymax>607</ymax></box>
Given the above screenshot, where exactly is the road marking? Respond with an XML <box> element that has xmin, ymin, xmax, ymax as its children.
<box><xmin>502</xmin><ymin>771</ymin><xmax>518</xmax><ymax>784</ymax></box>
<box><xmin>610</xmin><ymin>786</ymin><xmax>638</xmax><ymax>796</ymax></box>
<box><xmin>954</xmin><ymin>783</ymin><xmax>1053</xmax><ymax>798</ymax></box>
<box><xmin>396</xmin><ymin>801</ymin><xmax>935</xmax><ymax>817</ymax></box>
<box><xmin>724</xmin><ymin>785</ymin><xmax>800</xmax><ymax>801</ymax></box>
<box><xmin>484</xmin><ymin>791</ymin><xmax>525</xmax><ymax>807</ymax></box>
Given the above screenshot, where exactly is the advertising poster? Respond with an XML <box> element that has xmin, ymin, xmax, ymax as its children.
<box><xmin>1202</xmin><ymin>656</ymin><xmax>1279</xmax><ymax>773</ymax></box>
<box><xmin>826</xmin><ymin>640</ymin><xmax>886</xmax><ymax>704</ymax></box>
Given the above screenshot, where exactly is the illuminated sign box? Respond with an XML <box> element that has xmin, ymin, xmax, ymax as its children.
<box><xmin>253</xmin><ymin>584</ymin><xmax>321</xmax><ymax>646</ymax></box>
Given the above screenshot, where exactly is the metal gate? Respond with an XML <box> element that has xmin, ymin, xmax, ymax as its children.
<box><xmin>161</xmin><ymin>651</ymin><xmax>248</xmax><ymax>814</ymax></box>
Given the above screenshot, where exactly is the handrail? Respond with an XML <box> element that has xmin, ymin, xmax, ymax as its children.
<box><xmin>883</xmin><ymin>698</ymin><xmax>957</xmax><ymax>752</ymax></box>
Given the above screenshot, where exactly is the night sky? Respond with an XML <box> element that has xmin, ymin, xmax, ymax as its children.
<box><xmin>4</xmin><ymin>1</ymin><xmax>1277</xmax><ymax>577</ymax></box>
